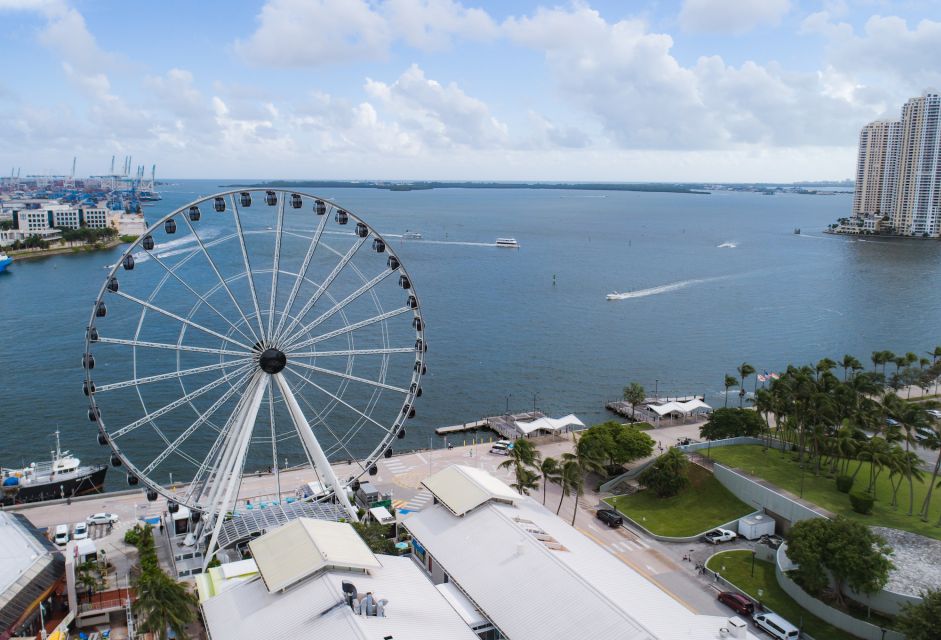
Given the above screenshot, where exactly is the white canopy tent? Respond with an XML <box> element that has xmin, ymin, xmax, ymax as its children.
<box><xmin>646</xmin><ymin>399</ymin><xmax>712</xmax><ymax>418</ymax></box>
<box><xmin>515</xmin><ymin>414</ymin><xmax>585</xmax><ymax>436</ymax></box>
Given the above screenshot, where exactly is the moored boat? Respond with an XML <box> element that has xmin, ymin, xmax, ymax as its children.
<box><xmin>0</xmin><ymin>253</ymin><xmax>12</xmax><ymax>273</ymax></box>
<box><xmin>495</xmin><ymin>237</ymin><xmax>519</xmax><ymax>248</ymax></box>
<box><xmin>1</xmin><ymin>431</ymin><xmax>107</xmax><ymax>505</ymax></box>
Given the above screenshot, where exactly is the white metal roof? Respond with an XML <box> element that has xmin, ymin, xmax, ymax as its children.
<box><xmin>220</xmin><ymin>559</ymin><xmax>257</xmax><ymax>580</ymax></box>
<box><xmin>201</xmin><ymin>554</ymin><xmax>479</xmax><ymax>640</ymax></box>
<box><xmin>515</xmin><ymin>413</ymin><xmax>586</xmax><ymax>435</ymax></box>
<box><xmin>404</xmin><ymin>466</ymin><xmax>758</xmax><ymax>640</ymax></box>
<box><xmin>647</xmin><ymin>399</ymin><xmax>712</xmax><ymax>416</ymax></box>
<box><xmin>368</xmin><ymin>506</ymin><xmax>395</xmax><ymax>525</ymax></box>
<box><xmin>249</xmin><ymin>519</ymin><xmax>381</xmax><ymax>593</ymax></box>
<box><xmin>435</xmin><ymin>581</ymin><xmax>488</xmax><ymax>627</ymax></box>
<box><xmin>421</xmin><ymin>465</ymin><xmax>520</xmax><ymax>516</ymax></box>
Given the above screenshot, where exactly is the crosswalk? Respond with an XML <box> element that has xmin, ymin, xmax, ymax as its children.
<box><xmin>382</xmin><ymin>458</ymin><xmax>414</xmax><ymax>475</ymax></box>
<box><xmin>606</xmin><ymin>538</ymin><xmax>650</xmax><ymax>554</ymax></box>
<box><xmin>399</xmin><ymin>490</ymin><xmax>433</xmax><ymax>512</ymax></box>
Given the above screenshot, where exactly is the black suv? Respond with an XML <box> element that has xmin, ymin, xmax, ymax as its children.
<box><xmin>596</xmin><ymin>509</ymin><xmax>623</xmax><ymax>527</ymax></box>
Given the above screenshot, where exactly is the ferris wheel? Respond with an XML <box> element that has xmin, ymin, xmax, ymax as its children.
<box><xmin>82</xmin><ymin>189</ymin><xmax>425</xmax><ymax>558</ymax></box>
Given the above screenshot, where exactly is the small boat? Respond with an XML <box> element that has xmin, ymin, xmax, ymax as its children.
<box><xmin>495</xmin><ymin>237</ymin><xmax>519</xmax><ymax>248</ymax></box>
<box><xmin>606</xmin><ymin>292</ymin><xmax>620</xmax><ymax>300</ymax></box>
<box><xmin>793</xmin><ymin>228</ymin><xmax>801</xmax><ymax>234</ymax></box>
<box><xmin>402</xmin><ymin>231</ymin><xmax>423</xmax><ymax>240</ymax></box>
<box><xmin>0</xmin><ymin>253</ymin><xmax>12</xmax><ymax>273</ymax></box>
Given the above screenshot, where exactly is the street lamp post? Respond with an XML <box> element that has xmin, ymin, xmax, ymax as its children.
<box><xmin>655</xmin><ymin>379</ymin><xmax>659</xmax><ymax>400</ymax></box>
<box><xmin>532</xmin><ymin>392</ymin><xmax>539</xmax><ymax>418</ymax></box>
<box><xmin>751</xmin><ymin>550</ymin><xmax>756</xmax><ymax>577</ymax></box>
<box><xmin>505</xmin><ymin>394</ymin><xmax>512</xmax><ymax>416</ymax></box>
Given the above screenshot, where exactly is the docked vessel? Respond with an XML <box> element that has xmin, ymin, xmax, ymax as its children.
<box><xmin>1</xmin><ymin>431</ymin><xmax>107</xmax><ymax>505</ymax></box>
<box><xmin>0</xmin><ymin>253</ymin><xmax>12</xmax><ymax>273</ymax></box>
<box><xmin>496</xmin><ymin>237</ymin><xmax>519</xmax><ymax>248</ymax></box>
<box><xmin>402</xmin><ymin>231</ymin><xmax>423</xmax><ymax>240</ymax></box>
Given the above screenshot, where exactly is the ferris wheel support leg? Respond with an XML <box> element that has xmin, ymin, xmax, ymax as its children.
<box><xmin>203</xmin><ymin>372</ymin><xmax>269</xmax><ymax>567</ymax></box>
<box><xmin>274</xmin><ymin>373</ymin><xmax>359</xmax><ymax>521</ymax></box>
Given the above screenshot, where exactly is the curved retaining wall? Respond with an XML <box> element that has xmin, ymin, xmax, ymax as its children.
<box><xmin>608</xmin><ymin>504</ymin><xmax>761</xmax><ymax>543</ymax></box>
<box><xmin>775</xmin><ymin>545</ymin><xmax>905</xmax><ymax>640</ymax></box>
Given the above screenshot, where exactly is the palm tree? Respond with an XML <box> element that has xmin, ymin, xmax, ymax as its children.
<box><xmin>737</xmin><ymin>362</ymin><xmax>755</xmax><ymax>408</ymax></box>
<box><xmin>560</xmin><ymin>458</ymin><xmax>584</xmax><ymax>526</ymax></box>
<box><xmin>723</xmin><ymin>374</ymin><xmax>737</xmax><ymax>408</ymax></box>
<box><xmin>918</xmin><ymin>424</ymin><xmax>941</xmax><ymax>522</ymax></box>
<box><xmin>816</xmin><ymin>357</ymin><xmax>837</xmax><ymax>381</ymax></box>
<box><xmin>622</xmin><ymin>382</ymin><xmax>646</xmax><ymax>419</ymax></box>
<box><xmin>753</xmin><ymin>388</ymin><xmax>774</xmax><ymax>446</ymax></box>
<box><xmin>871</xmin><ymin>351</ymin><xmax>884</xmax><ymax>372</ymax></box>
<box><xmin>133</xmin><ymin>569</ymin><xmax>198</xmax><ymax>640</ymax></box>
<box><xmin>499</xmin><ymin>438</ymin><xmax>541</xmax><ymax>496</ymax></box>
<box><xmin>881</xmin><ymin>350</ymin><xmax>896</xmax><ymax>375</ymax></box>
<box><xmin>840</xmin><ymin>354</ymin><xmax>862</xmax><ymax>381</ymax></box>
<box><xmin>538</xmin><ymin>457</ymin><xmax>560</xmax><ymax>506</ymax></box>
<box><xmin>932</xmin><ymin>346</ymin><xmax>941</xmax><ymax>365</ymax></box>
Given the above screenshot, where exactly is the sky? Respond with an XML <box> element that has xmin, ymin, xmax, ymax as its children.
<box><xmin>1</xmin><ymin>0</ymin><xmax>939</xmax><ymax>182</ymax></box>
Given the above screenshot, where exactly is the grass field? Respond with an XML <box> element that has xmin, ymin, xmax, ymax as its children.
<box><xmin>605</xmin><ymin>464</ymin><xmax>754</xmax><ymax>537</ymax></box>
<box><xmin>706</xmin><ymin>445</ymin><xmax>941</xmax><ymax>540</ymax></box>
<box><xmin>706</xmin><ymin>550</ymin><xmax>856</xmax><ymax>640</ymax></box>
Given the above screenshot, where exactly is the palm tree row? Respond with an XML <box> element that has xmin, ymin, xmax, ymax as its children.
<box><xmin>500</xmin><ymin>435</ymin><xmax>605</xmax><ymax>526</ymax></box>
<box><xmin>746</xmin><ymin>350</ymin><xmax>941</xmax><ymax>523</ymax></box>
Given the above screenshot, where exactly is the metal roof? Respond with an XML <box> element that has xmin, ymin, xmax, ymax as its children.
<box><xmin>201</xmin><ymin>554</ymin><xmax>479</xmax><ymax>640</ymax></box>
<box><xmin>404</xmin><ymin>466</ymin><xmax>759</xmax><ymax>640</ymax></box>
<box><xmin>249</xmin><ymin>519</ymin><xmax>381</xmax><ymax>593</ymax></box>
<box><xmin>216</xmin><ymin>498</ymin><xmax>346</xmax><ymax>550</ymax></box>
<box><xmin>421</xmin><ymin>464</ymin><xmax>520</xmax><ymax>516</ymax></box>
<box><xmin>0</xmin><ymin>513</ymin><xmax>64</xmax><ymax>637</ymax></box>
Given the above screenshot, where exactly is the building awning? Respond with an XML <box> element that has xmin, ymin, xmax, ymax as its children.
<box><xmin>646</xmin><ymin>399</ymin><xmax>712</xmax><ymax>417</ymax></box>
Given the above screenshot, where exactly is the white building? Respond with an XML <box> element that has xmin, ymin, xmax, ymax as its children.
<box><xmin>403</xmin><ymin>465</ymin><xmax>757</xmax><ymax>640</ymax></box>
<box><xmin>200</xmin><ymin>518</ymin><xmax>481</xmax><ymax>640</ymax></box>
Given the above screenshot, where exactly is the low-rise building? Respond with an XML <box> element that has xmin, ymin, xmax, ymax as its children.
<box><xmin>404</xmin><ymin>465</ymin><xmax>758</xmax><ymax>640</ymax></box>
<box><xmin>200</xmin><ymin>518</ymin><xmax>480</xmax><ymax>640</ymax></box>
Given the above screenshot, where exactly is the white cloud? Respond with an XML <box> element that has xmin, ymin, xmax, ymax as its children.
<box><xmin>364</xmin><ymin>64</ymin><xmax>508</xmax><ymax>148</ymax></box>
<box><xmin>237</xmin><ymin>0</ymin><xmax>496</xmax><ymax>66</ymax></box>
<box><xmin>679</xmin><ymin>0</ymin><xmax>790</xmax><ymax>34</ymax></box>
<box><xmin>504</xmin><ymin>5</ymin><xmax>878</xmax><ymax>150</ymax></box>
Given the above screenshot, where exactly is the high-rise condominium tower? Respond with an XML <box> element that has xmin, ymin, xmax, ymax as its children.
<box><xmin>852</xmin><ymin>120</ymin><xmax>896</xmax><ymax>216</ymax></box>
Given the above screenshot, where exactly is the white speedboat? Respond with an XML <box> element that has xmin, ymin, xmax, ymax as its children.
<box><xmin>606</xmin><ymin>292</ymin><xmax>620</xmax><ymax>300</ymax></box>
<box><xmin>402</xmin><ymin>231</ymin><xmax>423</xmax><ymax>240</ymax></box>
<box><xmin>495</xmin><ymin>237</ymin><xmax>519</xmax><ymax>248</ymax></box>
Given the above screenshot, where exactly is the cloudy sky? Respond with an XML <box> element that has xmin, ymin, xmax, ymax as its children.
<box><xmin>1</xmin><ymin>0</ymin><xmax>939</xmax><ymax>181</ymax></box>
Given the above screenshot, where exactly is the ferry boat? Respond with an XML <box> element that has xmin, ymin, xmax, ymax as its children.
<box><xmin>495</xmin><ymin>237</ymin><xmax>520</xmax><ymax>248</ymax></box>
<box><xmin>402</xmin><ymin>231</ymin><xmax>423</xmax><ymax>240</ymax></box>
<box><xmin>1</xmin><ymin>431</ymin><xmax>108</xmax><ymax>505</ymax></box>
<box><xmin>0</xmin><ymin>253</ymin><xmax>12</xmax><ymax>273</ymax></box>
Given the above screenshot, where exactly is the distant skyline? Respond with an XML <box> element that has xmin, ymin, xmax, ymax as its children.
<box><xmin>1</xmin><ymin>0</ymin><xmax>939</xmax><ymax>181</ymax></box>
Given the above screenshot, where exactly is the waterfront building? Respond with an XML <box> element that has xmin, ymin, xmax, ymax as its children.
<box><xmin>0</xmin><ymin>511</ymin><xmax>66</xmax><ymax>639</ymax></box>
<box><xmin>852</xmin><ymin>120</ymin><xmax>896</xmax><ymax>216</ymax></box>
<box><xmin>200</xmin><ymin>518</ymin><xmax>480</xmax><ymax>640</ymax></box>
<box><xmin>403</xmin><ymin>465</ymin><xmax>758</xmax><ymax>640</ymax></box>
<box><xmin>0</xmin><ymin>198</ymin><xmax>143</xmax><ymax>246</ymax></box>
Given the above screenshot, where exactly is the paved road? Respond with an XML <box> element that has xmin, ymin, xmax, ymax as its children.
<box><xmin>11</xmin><ymin>420</ymin><xmax>749</xmax><ymax>617</ymax></box>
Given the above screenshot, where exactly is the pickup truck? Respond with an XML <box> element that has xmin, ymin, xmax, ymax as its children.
<box><xmin>701</xmin><ymin>528</ymin><xmax>737</xmax><ymax>544</ymax></box>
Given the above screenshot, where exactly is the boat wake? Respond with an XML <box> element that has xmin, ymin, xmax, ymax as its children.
<box><xmin>717</xmin><ymin>241</ymin><xmax>737</xmax><ymax>248</ymax></box>
<box><xmin>606</xmin><ymin>275</ymin><xmax>731</xmax><ymax>301</ymax></box>
<box><xmin>128</xmin><ymin>229</ymin><xmax>221</xmax><ymax>266</ymax></box>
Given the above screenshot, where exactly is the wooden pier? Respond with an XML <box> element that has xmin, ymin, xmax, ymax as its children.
<box><xmin>435</xmin><ymin>419</ymin><xmax>491</xmax><ymax>436</ymax></box>
<box><xmin>434</xmin><ymin>411</ymin><xmax>546</xmax><ymax>439</ymax></box>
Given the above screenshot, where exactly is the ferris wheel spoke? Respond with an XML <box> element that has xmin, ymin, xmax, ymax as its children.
<box><xmin>272</xmin><ymin>212</ymin><xmax>330</xmax><ymax>341</ymax></box>
<box><xmin>280</xmin><ymin>267</ymin><xmax>395</xmax><ymax>351</ymax></box>
<box><xmin>284</xmin><ymin>365</ymin><xmax>395</xmax><ymax>436</ymax></box>
<box><xmin>95</xmin><ymin>358</ymin><xmax>253</xmax><ymax>393</ymax></box>
<box><xmin>273</xmin><ymin>373</ymin><xmax>359</xmax><ymax>520</ymax></box>
<box><xmin>229</xmin><ymin>195</ymin><xmax>267</xmax><ymax>342</ymax></box>
<box><xmin>290</xmin><ymin>383</ymin><xmax>368</xmax><ymax>474</ymax></box>
<box><xmin>267</xmin><ymin>384</ymin><xmax>281</xmax><ymax>500</ymax></box>
<box><xmin>274</xmin><ymin>236</ymin><xmax>367</xmax><ymax>345</ymax></box>
<box><xmin>267</xmin><ymin>196</ymin><xmax>286</xmax><ymax>339</ymax></box>
<box><xmin>95</xmin><ymin>336</ymin><xmax>252</xmax><ymax>357</ymax></box>
<box><xmin>288</xmin><ymin>347</ymin><xmax>413</xmax><ymax>358</ymax></box>
<box><xmin>109</xmin><ymin>363</ymin><xmax>254</xmax><ymax>439</ymax></box>
<box><xmin>288</xmin><ymin>360</ymin><xmax>407</xmax><ymax>393</ymax></box>
<box><xmin>287</xmin><ymin>306</ymin><xmax>411</xmax><ymax>352</ymax></box>
<box><xmin>111</xmin><ymin>290</ymin><xmax>254</xmax><ymax>351</ymax></box>
<box><xmin>140</xmin><ymin>369</ymin><xmax>254</xmax><ymax>476</ymax></box>
<box><xmin>180</xmin><ymin>214</ymin><xmax>262</xmax><ymax>345</ymax></box>
<box><xmin>138</xmin><ymin>249</ymin><xmax>259</xmax><ymax>345</ymax></box>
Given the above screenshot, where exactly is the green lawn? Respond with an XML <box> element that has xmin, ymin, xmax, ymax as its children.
<box><xmin>706</xmin><ymin>550</ymin><xmax>856</xmax><ymax>640</ymax></box>
<box><xmin>706</xmin><ymin>444</ymin><xmax>941</xmax><ymax>540</ymax></box>
<box><xmin>605</xmin><ymin>464</ymin><xmax>754</xmax><ymax>537</ymax></box>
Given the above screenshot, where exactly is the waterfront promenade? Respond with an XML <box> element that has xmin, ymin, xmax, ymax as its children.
<box><xmin>7</xmin><ymin>419</ymin><xmax>734</xmax><ymax>616</ymax></box>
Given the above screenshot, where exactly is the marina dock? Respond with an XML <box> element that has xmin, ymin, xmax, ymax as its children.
<box><xmin>434</xmin><ymin>419</ymin><xmax>490</xmax><ymax>436</ymax></box>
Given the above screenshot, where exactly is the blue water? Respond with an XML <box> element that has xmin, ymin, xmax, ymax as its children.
<box><xmin>2</xmin><ymin>180</ymin><xmax>940</xmax><ymax>489</ymax></box>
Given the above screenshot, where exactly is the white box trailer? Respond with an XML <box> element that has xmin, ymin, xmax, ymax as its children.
<box><xmin>738</xmin><ymin>513</ymin><xmax>775</xmax><ymax>540</ymax></box>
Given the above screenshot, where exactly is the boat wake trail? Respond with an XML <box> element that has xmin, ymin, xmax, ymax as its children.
<box><xmin>606</xmin><ymin>275</ymin><xmax>731</xmax><ymax>301</ymax></box>
<box><xmin>412</xmin><ymin>240</ymin><xmax>496</xmax><ymax>247</ymax></box>
<box><xmin>131</xmin><ymin>229</ymin><xmax>220</xmax><ymax>265</ymax></box>
<box><xmin>717</xmin><ymin>241</ymin><xmax>737</xmax><ymax>248</ymax></box>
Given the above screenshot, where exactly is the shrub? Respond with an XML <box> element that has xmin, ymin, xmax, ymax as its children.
<box><xmin>638</xmin><ymin>449</ymin><xmax>690</xmax><ymax>498</ymax></box>
<box><xmin>835</xmin><ymin>474</ymin><xmax>854</xmax><ymax>494</ymax></box>
<box><xmin>849</xmin><ymin>490</ymin><xmax>874</xmax><ymax>514</ymax></box>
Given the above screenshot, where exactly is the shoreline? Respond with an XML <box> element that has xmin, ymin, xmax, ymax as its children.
<box><xmin>6</xmin><ymin>237</ymin><xmax>124</xmax><ymax>261</ymax></box>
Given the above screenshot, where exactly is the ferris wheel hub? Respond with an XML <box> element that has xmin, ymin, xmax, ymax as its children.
<box><xmin>258</xmin><ymin>348</ymin><xmax>287</xmax><ymax>374</ymax></box>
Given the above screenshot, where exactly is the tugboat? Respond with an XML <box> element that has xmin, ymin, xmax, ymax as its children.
<box><xmin>1</xmin><ymin>431</ymin><xmax>107</xmax><ymax>505</ymax></box>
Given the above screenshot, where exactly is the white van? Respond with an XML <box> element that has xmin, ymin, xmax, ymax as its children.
<box><xmin>489</xmin><ymin>440</ymin><xmax>512</xmax><ymax>455</ymax></box>
<box><xmin>53</xmin><ymin>524</ymin><xmax>70</xmax><ymax>546</ymax></box>
<box><xmin>753</xmin><ymin>612</ymin><xmax>799</xmax><ymax>639</ymax></box>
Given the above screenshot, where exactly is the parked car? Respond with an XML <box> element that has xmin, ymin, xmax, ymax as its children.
<box><xmin>87</xmin><ymin>512</ymin><xmax>119</xmax><ymax>525</ymax></box>
<box><xmin>701</xmin><ymin>528</ymin><xmax>737</xmax><ymax>544</ymax></box>
<box><xmin>72</xmin><ymin>522</ymin><xmax>89</xmax><ymax>540</ymax></box>
<box><xmin>926</xmin><ymin>409</ymin><xmax>941</xmax><ymax>419</ymax></box>
<box><xmin>596</xmin><ymin>508</ymin><xmax>623</xmax><ymax>528</ymax></box>
<box><xmin>489</xmin><ymin>440</ymin><xmax>513</xmax><ymax>455</ymax></box>
<box><xmin>717</xmin><ymin>592</ymin><xmax>754</xmax><ymax>616</ymax></box>
<box><xmin>915</xmin><ymin>426</ymin><xmax>935</xmax><ymax>443</ymax></box>
<box><xmin>753</xmin><ymin>612</ymin><xmax>799</xmax><ymax>639</ymax></box>
<box><xmin>53</xmin><ymin>524</ymin><xmax>70</xmax><ymax>546</ymax></box>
